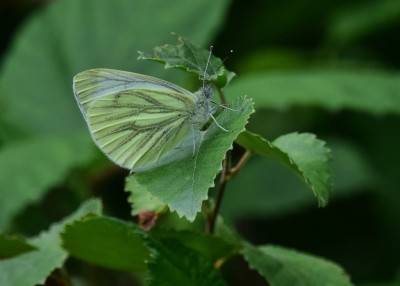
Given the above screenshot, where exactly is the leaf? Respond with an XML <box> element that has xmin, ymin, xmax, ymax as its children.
<box><xmin>0</xmin><ymin>199</ymin><xmax>102</xmax><ymax>286</ymax></box>
<box><xmin>61</xmin><ymin>216</ymin><xmax>149</xmax><ymax>273</ymax></box>
<box><xmin>327</xmin><ymin>0</ymin><xmax>400</xmax><ymax>47</ymax></box>
<box><xmin>236</xmin><ymin>131</ymin><xmax>331</xmax><ymax>207</ymax></box>
<box><xmin>138</xmin><ymin>35</ymin><xmax>235</xmax><ymax>87</ymax></box>
<box><xmin>0</xmin><ymin>234</ymin><xmax>36</xmax><ymax>258</ymax></box>
<box><xmin>272</xmin><ymin>133</ymin><xmax>332</xmax><ymax>206</ymax></box>
<box><xmin>213</xmin><ymin>217</ymin><xmax>243</xmax><ymax>247</ymax></box>
<box><xmin>0</xmin><ymin>0</ymin><xmax>231</xmax><ymax>137</ymax></box>
<box><xmin>151</xmin><ymin>229</ymin><xmax>238</xmax><ymax>262</ymax></box>
<box><xmin>0</xmin><ymin>133</ymin><xmax>95</xmax><ymax>230</ymax></box>
<box><xmin>226</xmin><ymin>69</ymin><xmax>400</xmax><ymax>115</ymax></box>
<box><xmin>242</xmin><ymin>244</ymin><xmax>353</xmax><ymax>286</ymax></box>
<box><xmin>148</xmin><ymin>238</ymin><xmax>228</xmax><ymax>286</ymax></box>
<box><xmin>222</xmin><ymin>139</ymin><xmax>373</xmax><ymax>220</ymax></box>
<box><xmin>221</xmin><ymin>156</ymin><xmax>314</xmax><ymax>219</ymax></box>
<box><xmin>126</xmin><ymin>182</ymin><xmax>166</xmax><ymax>216</ymax></box>
<box><xmin>126</xmin><ymin>96</ymin><xmax>254</xmax><ymax>221</ymax></box>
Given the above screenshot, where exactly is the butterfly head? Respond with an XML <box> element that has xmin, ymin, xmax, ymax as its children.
<box><xmin>201</xmin><ymin>84</ymin><xmax>214</xmax><ymax>99</ymax></box>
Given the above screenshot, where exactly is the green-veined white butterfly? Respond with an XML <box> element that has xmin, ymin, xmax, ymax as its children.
<box><xmin>73</xmin><ymin>68</ymin><xmax>228</xmax><ymax>172</ymax></box>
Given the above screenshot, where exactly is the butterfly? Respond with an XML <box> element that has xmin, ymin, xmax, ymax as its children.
<box><xmin>73</xmin><ymin>68</ymin><xmax>229</xmax><ymax>172</ymax></box>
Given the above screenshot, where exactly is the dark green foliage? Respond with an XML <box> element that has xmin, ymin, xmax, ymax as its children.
<box><xmin>0</xmin><ymin>0</ymin><xmax>399</xmax><ymax>285</ymax></box>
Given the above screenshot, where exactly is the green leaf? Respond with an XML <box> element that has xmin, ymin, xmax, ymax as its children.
<box><xmin>222</xmin><ymin>139</ymin><xmax>373</xmax><ymax>220</ymax></box>
<box><xmin>148</xmin><ymin>238</ymin><xmax>228</xmax><ymax>286</ymax></box>
<box><xmin>0</xmin><ymin>0</ymin><xmax>230</xmax><ymax>137</ymax></box>
<box><xmin>138</xmin><ymin>35</ymin><xmax>235</xmax><ymax>87</ymax></box>
<box><xmin>0</xmin><ymin>234</ymin><xmax>36</xmax><ymax>258</ymax></box>
<box><xmin>126</xmin><ymin>180</ymin><xmax>166</xmax><ymax>216</ymax></box>
<box><xmin>0</xmin><ymin>133</ymin><xmax>95</xmax><ymax>230</ymax></box>
<box><xmin>151</xmin><ymin>229</ymin><xmax>238</xmax><ymax>262</ymax></box>
<box><xmin>236</xmin><ymin>131</ymin><xmax>331</xmax><ymax>207</ymax></box>
<box><xmin>213</xmin><ymin>217</ymin><xmax>243</xmax><ymax>247</ymax></box>
<box><xmin>226</xmin><ymin>70</ymin><xmax>400</xmax><ymax>115</ymax></box>
<box><xmin>0</xmin><ymin>199</ymin><xmax>102</xmax><ymax>286</ymax></box>
<box><xmin>61</xmin><ymin>216</ymin><xmax>149</xmax><ymax>273</ymax></box>
<box><xmin>126</xmin><ymin>96</ymin><xmax>254</xmax><ymax>221</ymax></box>
<box><xmin>242</xmin><ymin>244</ymin><xmax>353</xmax><ymax>286</ymax></box>
<box><xmin>272</xmin><ymin>133</ymin><xmax>332</xmax><ymax>206</ymax></box>
<box><xmin>327</xmin><ymin>0</ymin><xmax>400</xmax><ymax>47</ymax></box>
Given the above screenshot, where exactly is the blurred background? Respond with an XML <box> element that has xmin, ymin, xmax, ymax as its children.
<box><xmin>1</xmin><ymin>0</ymin><xmax>400</xmax><ymax>285</ymax></box>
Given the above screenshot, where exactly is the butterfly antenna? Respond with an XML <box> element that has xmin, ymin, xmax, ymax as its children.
<box><xmin>221</xmin><ymin>49</ymin><xmax>233</xmax><ymax>64</ymax></box>
<box><xmin>204</xmin><ymin>47</ymin><xmax>237</xmax><ymax>131</ymax></box>
<box><xmin>202</xmin><ymin>45</ymin><xmax>213</xmax><ymax>93</ymax></box>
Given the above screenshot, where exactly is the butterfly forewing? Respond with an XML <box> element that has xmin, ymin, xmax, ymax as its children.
<box><xmin>73</xmin><ymin>69</ymin><xmax>198</xmax><ymax>170</ymax></box>
<box><xmin>73</xmin><ymin>69</ymin><xmax>195</xmax><ymax>113</ymax></box>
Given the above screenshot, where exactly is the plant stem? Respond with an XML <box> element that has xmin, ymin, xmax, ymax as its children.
<box><xmin>207</xmin><ymin>150</ymin><xmax>251</xmax><ymax>233</ymax></box>
<box><xmin>227</xmin><ymin>150</ymin><xmax>251</xmax><ymax>180</ymax></box>
<box><xmin>207</xmin><ymin>152</ymin><xmax>230</xmax><ymax>233</ymax></box>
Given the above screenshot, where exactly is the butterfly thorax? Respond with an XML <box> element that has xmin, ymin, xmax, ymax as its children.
<box><xmin>190</xmin><ymin>91</ymin><xmax>211</xmax><ymax>130</ymax></box>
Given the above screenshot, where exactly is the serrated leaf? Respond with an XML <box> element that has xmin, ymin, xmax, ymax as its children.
<box><xmin>226</xmin><ymin>70</ymin><xmax>400</xmax><ymax>115</ymax></box>
<box><xmin>0</xmin><ymin>133</ymin><xmax>95</xmax><ymax>230</ymax></box>
<box><xmin>0</xmin><ymin>0</ymin><xmax>231</xmax><ymax>137</ymax></box>
<box><xmin>242</xmin><ymin>244</ymin><xmax>353</xmax><ymax>286</ymax></box>
<box><xmin>148</xmin><ymin>238</ymin><xmax>227</xmax><ymax>286</ymax></box>
<box><xmin>236</xmin><ymin>131</ymin><xmax>331</xmax><ymax>206</ymax></box>
<box><xmin>126</xmin><ymin>180</ymin><xmax>166</xmax><ymax>216</ymax></box>
<box><xmin>0</xmin><ymin>199</ymin><xmax>102</xmax><ymax>286</ymax></box>
<box><xmin>61</xmin><ymin>216</ymin><xmax>149</xmax><ymax>272</ymax></box>
<box><xmin>126</xmin><ymin>97</ymin><xmax>254</xmax><ymax>221</ymax></box>
<box><xmin>0</xmin><ymin>234</ymin><xmax>36</xmax><ymax>258</ymax></box>
<box><xmin>272</xmin><ymin>133</ymin><xmax>332</xmax><ymax>206</ymax></box>
<box><xmin>138</xmin><ymin>35</ymin><xmax>235</xmax><ymax>87</ymax></box>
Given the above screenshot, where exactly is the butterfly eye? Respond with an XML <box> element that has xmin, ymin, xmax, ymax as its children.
<box><xmin>202</xmin><ymin>85</ymin><xmax>213</xmax><ymax>99</ymax></box>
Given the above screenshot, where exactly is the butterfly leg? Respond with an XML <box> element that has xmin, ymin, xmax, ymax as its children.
<box><xmin>210</xmin><ymin>114</ymin><xmax>230</xmax><ymax>132</ymax></box>
<box><xmin>209</xmin><ymin>105</ymin><xmax>218</xmax><ymax>115</ymax></box>
<box><xmin>210</xmin><ymin>100</ymin><xmax>240</xmax><ymax>112</ymax></box>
